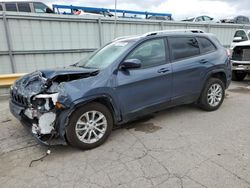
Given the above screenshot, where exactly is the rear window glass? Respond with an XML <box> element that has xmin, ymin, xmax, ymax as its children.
<box><xmin>5</xmin><ymin>3</ymin><xmax>17</xmax><ymax>11</ymax></box>
<box><xmin>0</xmin><ymin>5</ymin><xmax>2</xmax><ymax>11</ymax></box>
<box><xmin>169</xmin><ymin>37</ymin><xmax>200</xmax><ymax>61</ymax></box>
<box><xmin>198</xmin><ymin>37</ymin><xmax>216</xmax><ymax>54</ymax></box>
<box><xmin>18</xmin><ymin>3</ymin><xmax>31</xmax><ymax>12</ymax></box>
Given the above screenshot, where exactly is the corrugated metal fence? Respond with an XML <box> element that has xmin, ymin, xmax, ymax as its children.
<box><xmin>1</xmin><ymin>12</ymin><xmax>250</xmax><ymax>74</ymax></box>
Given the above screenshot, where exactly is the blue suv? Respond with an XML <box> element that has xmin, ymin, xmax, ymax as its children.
<box><xmin>9</xmin><ymin>30</ymin><xmax>232</xmax><ymax>149</ymax></box>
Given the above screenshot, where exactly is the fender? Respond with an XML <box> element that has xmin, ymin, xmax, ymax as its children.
<box><xmin>56</xmin><ymin>93</ymin><xmax>122</xmax><ymax>140</ymax></box>
<box><xmin>204</xmin><ymin>68</ymin><xmax>227</xmax><ymax>83</ymax></box>
<box><xmin>202</xmin><ymin>68</ymin><xmax>231</xmax><ymax>89</ymax></box>
<box><xmin>72</xmin><ymin>94</ymin><xmax>121</xmax><ymax>123</ymax></box>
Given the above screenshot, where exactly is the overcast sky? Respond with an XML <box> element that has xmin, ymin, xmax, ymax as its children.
<box><xmin>4</xmin><ymin>0</ymin><xmax>250</xmax><ymax>20</ymax></box>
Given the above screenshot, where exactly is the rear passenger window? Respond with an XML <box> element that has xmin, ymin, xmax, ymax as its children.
<box><xmin>0</xmin><ymin>5</ymin><xmax>2</xmax><ymax>11</ymax></box>
<box><xmin>18</xmin><ymin>3</ymin><xmax>31</xmax><ymax>12</ymax></box>
<box><xmin>169</xmin><ymin>37</ymin><xmax>200</xmax><ymax>61</ymax></box>
<box><xmin>5</xmin><ymin>3</ymin><xmax>17</xmax><ymax>11</ymax></box>
<box><xmin>126</xmin><ymin>38</ymin><xmax>166</xmax><ymax>68</ymax></box>
<box><xmin>198</xmin><ymin>37</ymin><xmax>216</xmax><ymax>54</ymax></box>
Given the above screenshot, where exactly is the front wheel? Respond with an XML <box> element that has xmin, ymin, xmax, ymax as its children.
<box><xmin>198</xmin><ymin>78</ymin><xmax>225</xmax><ymax>111</ymax></box>
<box><xmin>66</xmin><ymin>102</ymin><xmax>113</xmax><ymax>150</ymax></box>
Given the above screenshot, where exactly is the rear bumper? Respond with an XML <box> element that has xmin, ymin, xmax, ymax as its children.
<box><xmin>9</xmin><ymin>100</ymin><xmax>67</xmax><ymax>146</ymax></box>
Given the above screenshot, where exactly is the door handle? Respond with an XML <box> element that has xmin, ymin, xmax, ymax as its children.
<box><xmin>199</xmin><ymin>59</ymin><xmax>208</xmax><ymax>64</ymax></box>
<box><xmin>158</xmin><ymin>68</ymin><xmax>169</xmax><ymax>73</ymax></box>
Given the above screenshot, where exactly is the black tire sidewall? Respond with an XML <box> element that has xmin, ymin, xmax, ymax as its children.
<box><xmin>232</xmin><ymin>71</ymin><xmax>247</xmax><ymax>81</ymax></box>
<box><xmin>199</xmin><ymin>78</ymin><xmax>225</xmax><ymax>111</ymax></box>
<box><xmin>66</xmin><ymin>102</ymin><xmax>113</xmax><ymax>150</ymax></box>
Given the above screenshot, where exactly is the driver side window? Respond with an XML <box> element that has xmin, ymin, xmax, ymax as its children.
<box><xmin>126</xmin><ymin>38</ymin><xmax>166</xmax><ymax>68</ymax></box>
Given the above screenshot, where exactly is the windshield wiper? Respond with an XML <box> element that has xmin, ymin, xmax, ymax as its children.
<box><xmin>70</xmin><ymin>62</ymin><xmax>79</xmax><ymax>67</ymax></box>
<box><xmin>77</xmin><ymin>65</ymin><xmax>98</xmax><ymax>69</ymax></box>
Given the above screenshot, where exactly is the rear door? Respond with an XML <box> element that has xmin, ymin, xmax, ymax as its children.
<box><xmin>116</xmin><ymin>38</ymin><xmax>172</xmax><ymax>116</ymax></box>
<box><xmin>168</xmin><ymin>36</ymin><xmax>207</xmax><ymax>100</ymax></box>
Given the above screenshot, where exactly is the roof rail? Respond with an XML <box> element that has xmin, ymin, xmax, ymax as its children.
<box><xmin>144</xmin><ymin>29</ymin><xmax>205</xmax><ymax>36</ymax></box>
<box><xmin>112</xmin><ymin>35</ymin><xmax>140</xmax><ymax>42</ymax></box>
<box><xmin>112</xmin><ymin>29</ymin><xmax>205</xmax><ymax>42</ymax></box>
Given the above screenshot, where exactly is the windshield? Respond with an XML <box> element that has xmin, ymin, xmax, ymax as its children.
<box><xmin>76</xmin><ymin>39</ymin><xmax>136</xmax><ymax>69</ymax></box>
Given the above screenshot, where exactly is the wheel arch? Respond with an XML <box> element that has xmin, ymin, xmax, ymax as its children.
<box><xmin>205</xmin><ymin>69</ymin><xmax>227</xmax><ymax>87</ymax></box>
<box><xmin>72</xmin><ymin>95</ymin><xmax>121</xmax><ymax>125</ymax></box>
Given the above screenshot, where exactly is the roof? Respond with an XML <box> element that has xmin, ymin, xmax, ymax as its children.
<box><xmin>113</xmin><ymin>29</ymin><xmax>207</xmax><ymax>42</ymax></box>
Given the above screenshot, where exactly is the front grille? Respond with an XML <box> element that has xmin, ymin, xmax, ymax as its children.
<box><xmin>11</xmin><ymin>90</ymin><xmax>28</xmax><ymax>106</ymax></box>
<box><xmin>232</xmin><ymin>46</ymin><xmax>250</xmax><ymax>61</ymax></box>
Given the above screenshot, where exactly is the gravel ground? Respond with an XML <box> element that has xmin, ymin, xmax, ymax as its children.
<box><xmin>0</xmin><ymin>80</ymin><xmax>250</xmax><ymax>188</ymax></box>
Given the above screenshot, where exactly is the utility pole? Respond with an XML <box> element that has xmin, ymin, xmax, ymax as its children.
<box><xmin>114</xmin><ymin>0</ymin><xmax>117</xmax><ymax>38</ymax></box>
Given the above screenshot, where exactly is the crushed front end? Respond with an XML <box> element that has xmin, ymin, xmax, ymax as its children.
<box><xmin>9</xmin><ymin>71</ymin><xmax>66</xmax><ymax>145</ymax></box>
<box><xmin>9</xmin><ymin>67</ymin><xmax>100</xmax><ymax>145</ymax></box>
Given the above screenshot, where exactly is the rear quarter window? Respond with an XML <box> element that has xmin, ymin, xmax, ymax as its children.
<box><xmin>197</xmin><ymin>37</ymin><xmax>216</xmax><ymax>54</ymax></box>
<box><xmin>17</xmin><ymin>3</ymin><xmax>31</xmax><ymax>12</ymax></box>
<box><xmin>168</xmin><ymin>37</ymin><xmax>200</xmax><ymax>61</ymax></box>
<box><xmin>5</xmin><ymin>3</ymin><xmax>17</xmax><ymax>11</ymax></box>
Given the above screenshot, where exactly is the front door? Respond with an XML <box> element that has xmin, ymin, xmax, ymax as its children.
<box><xmin>115</xmin><ymin>38</ymin><xmax>172</xmax><ymax>118</ymax></box>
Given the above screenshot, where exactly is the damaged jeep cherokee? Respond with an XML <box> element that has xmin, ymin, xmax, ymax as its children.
<box><xmin>9</xmin><ymin>30</ymin><xmax>232</xmax><ymax>150</ymax></box>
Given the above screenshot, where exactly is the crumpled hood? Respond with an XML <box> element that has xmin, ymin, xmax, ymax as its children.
<box><xmin>40</xmin><ymin>67</ymin><xmax>99</xmax><ymax>80</ymax></box>
<box><xmin>12</xmin><ymin>66</ymin><xmax>99</xmax><ymax>99</ymax></box>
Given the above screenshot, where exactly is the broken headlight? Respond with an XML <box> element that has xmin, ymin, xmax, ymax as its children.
<box><xmin>32</xmin><ymin>93</ymin><xmax>59</xmax><ymax>111</ymax></box>
<box><xmin>32</xmin><ymin>98</ymin><xmax>46</xmax><ymax>107</ymax></box>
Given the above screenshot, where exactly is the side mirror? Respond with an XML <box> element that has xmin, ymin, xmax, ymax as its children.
<box><xmin>233</xmin><ymin>37</ymin><xmax>244</xmax><ymax>42</ymax></box>
<box><xmin>120</xmin><ymin>59</ymin><xmax>141</xmax><ymax>70</ymax></box>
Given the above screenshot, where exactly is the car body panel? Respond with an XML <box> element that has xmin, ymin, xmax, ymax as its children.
<box><xmin>9</xmin><ymin>31</ymin><xmax>231</xmax><ymax>145</ymax></box>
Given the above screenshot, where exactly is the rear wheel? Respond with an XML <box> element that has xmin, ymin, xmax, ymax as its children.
<box><xmin>232</xmin><ymin>71</ymin><xmax>247</xmax><ymax>81</ymax></box>
<box><xmin>66</xmin><ymin>103</ymin><xmax>113</xmax><ymax>150</ymax></box>
<box><xmin>198</xmin><ymin>78</ymin><xmax>225</xmax><ymax>111</ymax></box>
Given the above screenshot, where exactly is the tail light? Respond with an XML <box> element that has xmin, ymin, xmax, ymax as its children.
<box><xmin>226</xmin><ymin>49</ymin><xmax>231</xmax><ymax>57</ymax></box>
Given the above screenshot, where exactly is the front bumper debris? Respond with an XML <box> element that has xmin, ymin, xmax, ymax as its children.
<box><xmin>9</xmin><ymin>99</ymin><xmax>66</xmax><ymax>146</ymax></box>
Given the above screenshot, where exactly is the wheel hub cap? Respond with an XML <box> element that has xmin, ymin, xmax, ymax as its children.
<box><xmin>207</xmin><ymin>83</ymin><xmax>223</xmax><ymax>107</ymax></box>
<box><xmin>75</xmin><ymin>111</ymin><xmax>107</xmax><ymax>144</ymax></box>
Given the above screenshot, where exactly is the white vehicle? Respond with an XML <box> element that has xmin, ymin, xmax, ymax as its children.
<box><xmin>182</xmin><ymin>15</ymin><xmax>220</xmax><ymax>23</ymax></box>
<box><xmin>0</xmin><ymin>1</ymin><xmax>54</xmax><ymax>13</ymax></box>
<box><xmin>231</xmin><ymin>40</ymin><xmax>250</xmax><ymax>81</ymax></box>
<box><xmin>230</xmin><ymin>29</ymin><xmax>250</xmax><ymax>49</ymax></box>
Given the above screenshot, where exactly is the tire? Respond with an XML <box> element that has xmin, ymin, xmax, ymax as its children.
<box><xmin>198</xmin><ymin>78</ymin><xmax>225</xmax><ymax>111</ymax></box>
<box><xmin>232</xmin><ymin>71</ymin><xmax>247</xmax><ymax>81</ymax></box>
<box><xmin>66</xmin><ymin>102</ymin><xmax>113</xmax><ymax>150</ymax></box>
